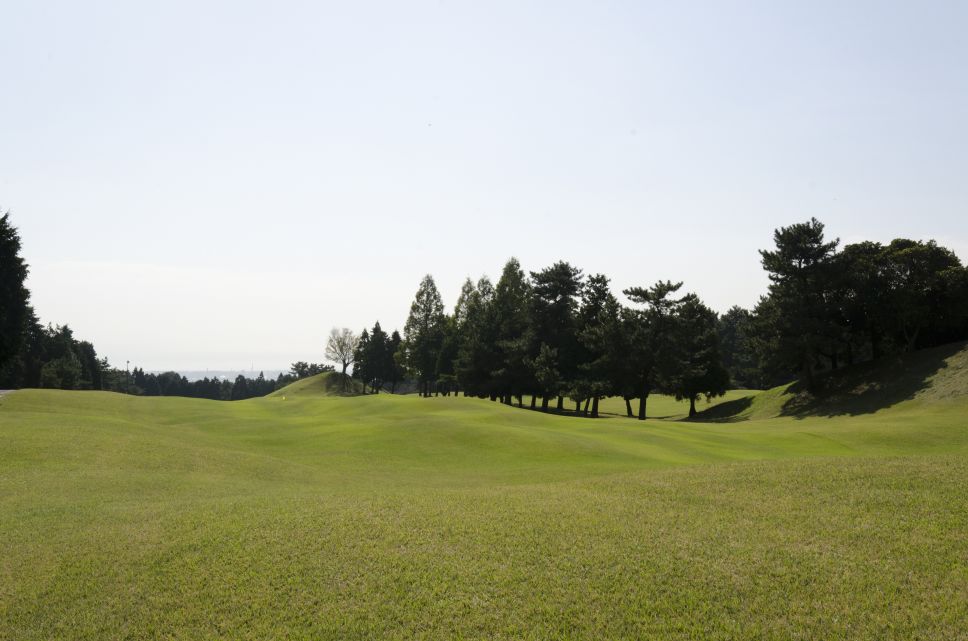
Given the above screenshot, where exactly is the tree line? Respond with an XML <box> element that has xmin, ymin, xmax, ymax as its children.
<box><xmin>352</xmin><ymin>218</ymin><xmax>968</xmax><ymax>418</ymax></box>
<box><xmin>4</xmin><ymin>212</ymin><xmax>967</xmax><ymax>410</ymax></box>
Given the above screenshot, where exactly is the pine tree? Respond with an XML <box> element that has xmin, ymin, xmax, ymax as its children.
<box><xmin>576</xmin><ymin>274</ymin><xmax>620</xmax><ymax>417</ymax></box>
<box><xmin>529</xmin><ymin>261</ymin><xmax>584</xmax><ymax>410</ymax></box>
<box><xmin>670</xmin><ymin>295</ymin><xmax>729</xmax><ymax>417</ymax></box>
<box><xmin>386</xmin><ymin>330</ymin><xmax>404</xmax><ymax>393</ymax></box>
<box><xmin>353</xmin><ymin>328</ymin><xmax>370</xmax><ymax>393</ymax></box>
<box><xmin>366</xmin><ymin>322</ymin><xmax>388</xmax><ymax>392</ymax></box>
<box><xmin>402</xmin><ymin>275</ymin><xmax>446</xmax><ymax>396</ymax></box>
<box><xmin>0</xmin><ymin>213</ymin><xmax>31</xmax><ymax>374</ymax></box>
<box><xmin>756</xmin><ymin>218</ymin><xmax>839</xmax><ymax>388</ymax></box>
<box><xmin>455</xmin><ymin>277</ymin><xmax>498</xmax><ymax>398</ymax></box>
<box><xmin>492</xmin><ymin>258</ymin><xmax>532</xmax><ymax>405</ymax></box>
<box><xmin>623</xmin><ymin>281</ymin><xmax>688</xmax><ymax>420</ymax></box>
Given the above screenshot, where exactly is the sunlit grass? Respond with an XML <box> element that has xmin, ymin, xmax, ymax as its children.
<box><xmin>1</xmin><ymin>377</ymin><xmax>966</xmax><ymax>639</ymax></box>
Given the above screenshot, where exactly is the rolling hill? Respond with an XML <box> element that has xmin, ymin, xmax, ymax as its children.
<box><xmin>1</xmin><ymin>344</ymin><xmax>966</xmax><ymax>640</ymax></box>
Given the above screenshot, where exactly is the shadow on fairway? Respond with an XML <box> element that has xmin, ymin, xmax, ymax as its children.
<box><xmin>695</xmin><ymin>341</ymin><xmax>967</xmax><ymax>421</ymax></box>
<box><xmin>690</xmin><ymin>395</ymin><xmax>755</xmax><ymax>422</ymax></box>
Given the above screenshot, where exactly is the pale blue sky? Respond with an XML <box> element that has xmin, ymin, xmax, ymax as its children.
<box><xmin>2</xmin><ymin>0</ymin><xmax>966</xmax><ymax>370</ymax></box>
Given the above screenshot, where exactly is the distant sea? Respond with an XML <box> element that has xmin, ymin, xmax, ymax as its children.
<box><xmin>149</xmin><ymin>370</ymin><xmax>289</xmax><ymax>382</ymax></box>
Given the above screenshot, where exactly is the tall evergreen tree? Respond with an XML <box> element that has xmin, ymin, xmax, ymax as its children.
<box><xmin>717</xmin><ymin>306</ymin><xmax>761</xmax><ymax>388</ymax></box>
<box><xmin>492</xmin><ymin>259</ymin><xmax>532</xmax><ymax>405</ymax></box>
<box><xmin>455</xmin><ymin>277</ymin><xmax>498</xmax><ymax>398</ymax></box>
<box><xmin>623</xmin><ymin>280</ymin><xmax>687</xmax><ymax>420</ymax></box>
<box><xmin>670</xmin><ymin>295</ymin><xmax>729</xmax><ymax>417</ymax></box>
<box><xmin>0</xmin><ymin>213</ymin><xmax>30</xmax><ymax>373</ymax></box>
<box><xmin>576</xmin><ymin>274</ymin><xmax>623</xmax><ymax>417</ymax></box>
<box><xmin>756</xmin><ymin>218</ymin><xmax>839</xmax><ymax>388</ymax></box>
<box><xmin>366</xmin><ymin>322</ymin><xmax>389</xmax><ymax>392</ymax></box>
<box><xmin>529</xmin><ymin>261</ymin><xmax>583</xmax><ymax>410</ymax></box>
<box><xmin>353</xmin><ymin>328</ymin><xmax>371</xmax><ymax>393</ymax></box>
<box><xmin>386</xmin><ymin>330</ymin><xmax>404</xmax><ymax>393</ymax></box>
<box><xmin>402</xmin><ymin>275</ymin><xmax>446</xmax><ymax>396</ymax></box>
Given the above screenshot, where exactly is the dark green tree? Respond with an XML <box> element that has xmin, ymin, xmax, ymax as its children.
<box><xmin>623</xmin><ymin>280</ymin><xmax>687</xmax><ymax>420</ymax></box>
<box><xmin>575</xmin><ymin>274</ymin><xmax>618</xmax><ymax>417</ymax></box>
<box><xmin>756</xmin><ymin>218</ymin><xmax>839</xmax><ymax>388</ymax></box>
<box><xmin>670</xmin><ymin>295</ymin><xmax>729</xmax><ymax>417</ymax></box>
<box><xmin>366</xmin><ymin>322</ymin><xmax>389</xmax><ymax>392</ymax></box>
<box><xmin>402</xmin><ymin>275</ymin><xmax>446</xmax><ymax>396</ymax></box>
<box><xmin>529</xmin><ymin>261</ymin><xmax>583</xmax><ymax>410</ymax></box>
<box><xmin>454</xmin><ymin>277</ymin><xmax>499</xmax><ymax>399</ymax></box>
<box><xmin>386</xmin><ymin>330</ymin><xmax>404</xmax><ymax>393</ymax></box>
<box><xmin>353</xmin><ymin>328</ymin><xmax>371</xmax><ymax>393</ymax></box>
<box><xmin>492</xmin><ymin>259</ymin><xmax>533</xmax><ymax>405</ymax></box>
<box><xmin>0</xmin><ymin>213</ymin><xmax>31</xmax><ymax>373</ymax></box>
<box><xmin>717</xmin><ymin>306</ymin><xmax>761</xmax><ymax>388</ymax></box>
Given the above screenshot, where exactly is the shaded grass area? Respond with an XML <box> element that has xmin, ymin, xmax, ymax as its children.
<box><xmin>699</xmin><ymin>340</ymin><xmax>968</xmax><ymax>421</ymax></box>
<box><xmin>493</xmin><ymin>390</ymin><xmax>758</xmax><ymax>421</ymax></box>
<box><xmin>1</xmin><ymin>374</ymin><xmax>967</xmax><ymax>639</ymax></box>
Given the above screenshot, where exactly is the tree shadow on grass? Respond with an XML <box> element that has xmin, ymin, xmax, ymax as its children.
<box><xmin>779</xmin><ymin>342</ymin><xmax>962</xmax><ymax>418</ymax></box>
<box><xmin>694</xmin><ymin>341</ymin><xmax>966</xmax><ymax>421</ymax></box>
<box><xmin>690</xmin><ymin>396</ymin><xmax>755</xmax><ymax>423</ymax></box>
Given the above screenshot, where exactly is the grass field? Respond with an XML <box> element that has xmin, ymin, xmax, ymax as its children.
<box><xmin>1</xmin><ymin>346</ymin><xmax>967</xmax><ymax>640</ymax></box>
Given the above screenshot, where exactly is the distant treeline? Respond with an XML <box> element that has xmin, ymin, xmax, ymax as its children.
<box><xmin>352</xmin><ymin>218</ymin><xmax>968</xmax><ymax>418</ymax></box>
<box><xmin>122</xmin><ymin>364</ymin><xmax>335</xmax><ymax>400</ymax></box>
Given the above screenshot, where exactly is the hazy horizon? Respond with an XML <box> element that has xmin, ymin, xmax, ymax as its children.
<box><xmin>4</xmin><ymin>1</ymin><xmax>966</xmax><ymax>370</ymax></box>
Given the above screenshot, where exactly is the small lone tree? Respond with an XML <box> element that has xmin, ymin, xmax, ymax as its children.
<box><xmin>325</xmin><ymin>327</ymin><xmax>359</xmax><ymax>389</ymax></box>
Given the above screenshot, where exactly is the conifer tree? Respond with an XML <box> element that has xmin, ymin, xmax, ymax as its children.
<box><xmin>403</xmin><ymin>275</ymin><xmax>446</xmax><ymax>396</ymax></box>
<box><xmin>0</xmin><ymin>213</ymin><xmax>30</xmax><ymax>372</ymax></box>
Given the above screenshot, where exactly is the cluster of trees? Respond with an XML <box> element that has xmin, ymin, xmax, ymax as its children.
<box><xmin>355</xmin><ymin>264</ymin><xmax>729</xmax><ymax>418</ymax></box>
<box><xmin>720</xmin><ymin>219</ymin><xmax>968</xmax><ymax>389</ymax></box>
<box><xmin>352</xmin><ymin>323</ymin><xmax>405</xmax><ymax>393</ymax></box>
<box><xmin>352</xmin><ymin>219</ymin><xmax>968</xmax><ymax>418</ymax></box>
<box><xmin>101</xmin><ymin>362</ymin><xmax>334</xmax><ymax>400</ymax></box>
<box><xmin>0</xmin><ymin>320</ymin><xmax>104</xmax><ymax>391</ymax></box>
<box><xmin>1</xmin><ymin>214</ymin><xmax>105</xmax><ymax>390</ymax></box>
<box><xmin>124</xmin><ymin>368</ymin><xmax>299</xmax><ymax>400</ymax></box>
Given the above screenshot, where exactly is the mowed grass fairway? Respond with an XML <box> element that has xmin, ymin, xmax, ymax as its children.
<box><xmin>2</xmin><ymin>349</ymin><xmax>968</xmax><ymax>640</ymax></box>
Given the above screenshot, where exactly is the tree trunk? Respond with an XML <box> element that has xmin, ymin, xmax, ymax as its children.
<box><xmin>556</xmin><ymin>396</ymin><xmax>564</xmax><ymax>411</ymax></box>
<box><xmin>689</xmin><ymin>397</ymin><xmax>696</xmax><ymax>418</ymax></box>
<box><xmin>530</xmin><ymin>395</ymin><xmax>536</xmax><ymax>409</ymax></box>
<box><xmin>582</xmin><ymin>398</ymin><xmax>590</xmax><ymax>415</ymax></box>
<box><xmin>575</xmin><ymin>400</ymin><xmax>581</xmax><ymax>413</ymax></box>
<box><xmin>541</xmin><ymin>396</ymin><xmax>549</xmax><ymax>412</ymax></box>
<box><xmin>592</xmin><ymin>396</ymin><xmax>599</xmax><ymax>418</ymax></box>
<box><xmin>638</xmin><ymin>394</ymin><xmax>647</xmax><ymax>421</ymax></box>
<box><xmin>802</xmin><ymin>354</ymin><xmax>815</xmax><ymax>390</ymax></box>
<box><xmin>624</xmin><ymin>397</ymin><xmax>633</xmax><ymax>417</ymax></box>
<box><xmin>516</xmin><ymin>395</ymin><xmax>523</xmax><ymax>407</ymax></box>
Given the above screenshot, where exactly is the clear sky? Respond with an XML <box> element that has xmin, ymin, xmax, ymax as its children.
<box><xmin>2</xmin><ymin>0</ymin><xmax>966</xmax><ymax>371</ymax></box>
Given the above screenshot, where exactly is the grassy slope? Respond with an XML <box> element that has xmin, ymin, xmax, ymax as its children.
<box><xmin>1</xmin><ymin>346</ymin><xmax>967</xmax><ymax>640</ymax></box>
<box><xmin>267</xmin><ymin>371</ymin><xmax>363</xmax><ymax>398</ymax></box>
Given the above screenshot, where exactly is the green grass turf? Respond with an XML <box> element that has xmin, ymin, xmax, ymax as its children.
<box><xmin>1</xmin><ymin>354</ymin><xmax>967</xmax><ymax>640</ymax></box>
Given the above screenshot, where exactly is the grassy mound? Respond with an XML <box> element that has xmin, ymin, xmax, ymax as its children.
<box><xmin>268</xmin><ymin>371</ymin><xmax>363</xmax><ymax>398</ymax></box>
<box><xmin>1</xmin><ymin>348</ymin><xmax>966</xmax><ymax>639</ymax></box>
<box><xmin>699</xmin><ymin>340</ymin><xmax>968</xmax><ymax>421</ymax></box>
